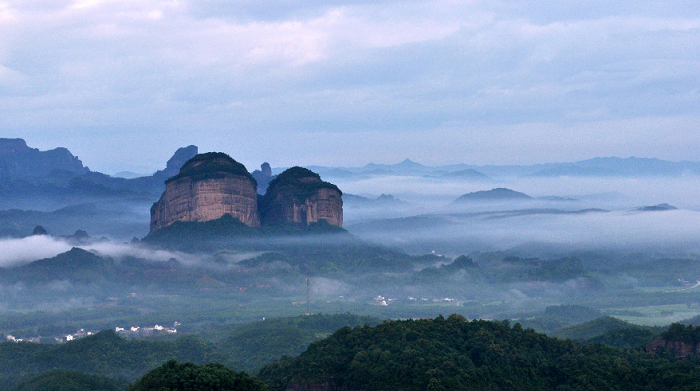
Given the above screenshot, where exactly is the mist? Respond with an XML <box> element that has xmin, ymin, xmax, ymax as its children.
<box><xmin>0</xmin><ymin>236</ymin><xmax>72</xmax><ymax>267</ymax></box>
<box><xmin>0</xmin><ymin>235</ymin><xmax>262</xmax><ymax>269</ymax></box>
<box><xmin>336</xmin><ymin>175</ymin><xmax>700</xmax><ymax>212</ymax></box>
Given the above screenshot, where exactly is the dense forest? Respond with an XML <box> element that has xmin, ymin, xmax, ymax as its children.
<box><xmin>258</xmin><ymin>315</ymin><xmax>700</xmax><ymax>391</ymax></box>
<box><xmin>127</xmin><ymin>361</ymin><xmax>268</xmax><ymax>391</ymax></box>
<box><xmin>5</xmin><ymin>313</ymin><xmax>700</xmax><ymax>390</ymax></box>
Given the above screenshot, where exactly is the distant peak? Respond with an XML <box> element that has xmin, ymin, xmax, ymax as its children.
<box><xmin>0</xmin><ymin>138</ymin><xmax>29</xmax><ymax>151</ymax></box>
<box><xmin>454</xmin><ymin>188</ymin><xmax>531</xmax><ymax>202</ymax></box>
<box><xmin>396</xmin><ymin>158</ymin><xmax>424</xmax><ymax>167</ymax></box>
<box><xmin>166</xmin><ymin>145</ymin><xmax>198</xmax><ymax>171</ymax></box>
<box><xmin>158</xmin><ymin>145</ymin><xmax>199</xmax><ymax>179</ymax></box>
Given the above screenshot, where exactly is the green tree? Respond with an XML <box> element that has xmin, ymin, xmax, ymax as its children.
<box><xmin>127</xmin><ymin>360</ymin><xmax>268</xmax><ymax>391</ymax></box>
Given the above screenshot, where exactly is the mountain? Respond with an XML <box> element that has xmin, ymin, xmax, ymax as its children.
<box><xmin>343</xmin><ymin>193</ymin><xmax>407</xmax><ymax>206</ymax></box>
<box><xmin>307</xmin><ymin>156</ymin><xmax>700</xmax><ymax>179</ymax></box>
<box><xmin>439</xmin><ymin>169</ymin><xmax>492</xmax><ymax>181</ymax></box>
<box><xmin>453</xmin><ymin>188</ymin><xmax>531</xmax><ymax>202</ymax></box>
<box><xmin>532</xmin><ymin>157</ymin><xmax>700</xmax><ymax>177</ymax></box>
<box><xmin>150</xmin><ymin>152</ymin><xmax>261</xmax><ymax>231</ymax></box>
<box><xmin>258</xmin><ymin>315</ymin><xmax>700</xmax><ymax>391</ymax></box>
<box><xmin>0</xmin><ymin>140</ymin><xmax>198</xmax><ymax>208</ymax></box>
<box><xmin>362</xmin><ymin>158</ymin><xmax>431</xmax><ymax>175</ymax></box>
<box><xmin>0</xmin><ymin>138</ymin><xmax>89</xmax><ymax>180</ymax></box>
<box><xmin>636</xmin><ymin>203</ymin><xmax>678</xmax><ymax>212</ymax></box>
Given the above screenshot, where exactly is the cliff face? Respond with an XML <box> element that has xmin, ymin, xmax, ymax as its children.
<box><xmin>260</xmin><ymin>167</ymin><xmax>343</xmax><ymax>227</ymax></box>
<box><xmin>646</xmin><ymin>337</ymin><xmax>700</xmax><ymax>359</ymax></box>
<box><xmin>150</xmin><ymin>153</ymin><xmax>259</xmax><ymax>231</ymax></box>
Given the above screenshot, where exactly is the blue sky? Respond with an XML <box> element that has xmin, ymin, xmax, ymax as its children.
<box><xmin>0</xmin><ymin>0</ymin><xmax>698</xmax><ymax>174</ymax></box>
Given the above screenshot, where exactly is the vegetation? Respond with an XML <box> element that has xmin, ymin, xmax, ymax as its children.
<box><xmin>589</xmin><ymin>326</ymin><xmax>661</xmax><ymax>349</ymax></box>
<box><xmin>259</xmin><ymin>167</ymin><xmax>341</xmax><ymax>224</ymax></box>
<box><xmin>9</xmin><ymin>370</ymin><xmax>128</xmax><ymax>391</ymax></box>
<box><xmin>0</xmin><ymin>314</ymin><xmax>381</xmax><ymax>390</ymax></box>
<box><xmin>165</xmin><ymin>152</ymin><xmax>256</xmax><ymax>186</ymax></box>
<box><xmin>259</xmin><ymin>315</ymin><xmax>700</xmax><ymax>391</ymax></box>
<box><xmin>143</xmin><ymin>214</ymin><xmax>260</xmax><ymax>243</ymax></box>
<box><xmin>206</xmin><ymin>314</ymin><xmax>380</xmax><ymax>373</ymax></box>
<box><xmin>497</xmin><ymin>256</ymin><xmax>586</xmax><ymax>282</ymax></box>
<box><xmin>519</xmin><ymin>305</ymin><xmax>603</xmax><ymax>332</ymax></box>
<box><xmin>551</xmin><ymin>316</ymin><xmax>640</xmax><ymax>341</ymax></box>
<box><xmin>144</xmin><ymin>214</ymin><xmax>347</xmax><ymax>246</ymax></box>
<box><xmin>660</xmin><ymin>323</ymin><xmax>700</xmax><ymax>345</ymax></box>
<box><xmin>127</xmin><ymin>360</ymin><xmax>268</xmax><ymax>391</ymax></box>
<box><xmin>264</xmin><ymin>167</ymin><xmax>341</xmax><ymax>197</ymax></box>
<box><xmin>0</xmin><ymin>330</ymin><xmax>216</xmax><ymax>383</ymax></box>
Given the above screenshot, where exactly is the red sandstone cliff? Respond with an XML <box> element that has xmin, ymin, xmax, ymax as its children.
<box><xmin>259</xmin><ymin>167</ymin><xmax>343</xmax><ymax>227</ymax></box>
<box><xmin>646</xmin><ymin>337</ymin><xmax>700</xmax><ymax>359</ymax></box>
<box><xmin>150</xmin><ymin>153</ymin><xmax>260</xmax><ymax>231</ymax></box>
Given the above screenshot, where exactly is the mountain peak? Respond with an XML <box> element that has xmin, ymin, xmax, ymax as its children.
<box><xmin>397</xmin><ymin>158</ymin><xmax>422</xmax><ymax>166</ymax></box>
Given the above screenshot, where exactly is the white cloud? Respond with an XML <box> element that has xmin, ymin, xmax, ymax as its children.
<box><xmin>0</xmin><ymin>236</ymin><xmax>71</xmax><ymax>267</ymax></box>
<box><xmin>0</xmin><ymin>0</ymin><xmax>699</xmax><ymax>172</ymax></box>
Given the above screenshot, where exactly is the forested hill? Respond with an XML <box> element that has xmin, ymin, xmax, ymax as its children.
<box><xmin>0</xmin><ymin>314</ymin><xmax>379</xmax><ymax>390</ymax></box>
<box><xmin>258</xmin><ymin>315</ymin><xmax>700</xmax><ymax>391</ymax></box>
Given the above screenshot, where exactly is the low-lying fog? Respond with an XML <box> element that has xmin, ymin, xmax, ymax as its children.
<box><xmin>338</xmin><ymin>175</ymin><xmax>700</xmax><ymax>212</ymax></box>
<box><xmin>339</xmin><ymin>175</ymin><xmax>700</xmax><ymax>258</ymax></box>
<box><xmin>0</xmin><ymin>236</ymin><xmax>214</xmax><ymax>268</ymax></box>
<box><xmin>3</xmin><ymin>174</ymin><xmax>700</xmax><ymax>265</ymax></box>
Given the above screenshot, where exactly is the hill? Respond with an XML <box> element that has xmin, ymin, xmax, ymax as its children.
<box><xmin>9</xmin><ymin>370</ymin><xmax>128</xmax><ymax>391</ymax></box>
<box><xmin>259</xmin><ymin>315</ymin><xmax>700</xmax><ymax>391</ymax></box>
<box><xmin>551</xmin><ymin>316</ymin><xmax>641</xmax><ymax>340</ymax></box>
<box><xmin>453</xmin><ymin>188</ymin><xmax>531</xmax><ymax>203</ymax></box>
<box><xmin>636</xmin><ymin>203</ymin><xmax>678</xmax><ymax>212</ymax></box>
<box><xmin>0</xmin><ymin>314</ymin><xmax>381</xmax><ymax>390</ymax></box>
<box><xmin>439</xmin><ymin>169</ymin><xmax>492</xmax><ymax>181</ymax></box>
<box><xmin>0</xmin><ymin>139</ymin><xmax>197</xmax><ymax>210</ymax></box>
<box><xmin>127</xmin><ymin>361</ymin><xmax>268</xmax><ymax>391</ymax></box>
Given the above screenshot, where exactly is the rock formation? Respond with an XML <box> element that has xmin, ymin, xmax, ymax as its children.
<box><xmin>157</xmin><ymin>145</ymin><xmax>199</xmax><ymax>180</ymax></box>
<box><xmin>646</xmin><ymin>337</ymin><xmax>700</xmax><ymax>360</ymax></box>
<box><xmin>251</xmin><ymin>162</ymin><xmax>275</xmax><ymax>194</ymax></box>
<box><xmin>259</xmin><ymin>166</ymin><xmax>343</xmax><ymax>227</ymax></box>
<box><xmin>150</xmin><ymin>153</ymin><xmax>260</xmax><ymax>231</ymax></box>
<box><xmin>32</xmin><ymin>225</ymin><xmax>48</xmax><ymax>236</ymax></box>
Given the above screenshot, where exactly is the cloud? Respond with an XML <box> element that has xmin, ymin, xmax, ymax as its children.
<box><xmin>0</xmin><ymin>1</ymin><xmax>699</xmax><ymax>172</ymax></box>
<box><xmin>0</xmin><ymin>236</ymin><xmax>72</xmax><ymax>267</ymax></box>
<box><xmin>0</xmin><ymin>235</ymin><xmax>264</xmax><ymax>270</ymax></box>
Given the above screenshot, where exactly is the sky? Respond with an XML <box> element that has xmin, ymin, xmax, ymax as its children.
<box><xmin>0</xmin><ymin>0</ymin><xmax>699</xmax><ymax>174</ymax></box>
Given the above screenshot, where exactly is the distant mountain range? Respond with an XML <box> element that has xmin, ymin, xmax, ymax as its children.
<box><xmin>309</xmin><ymin>156</ymin><xmax>700</xmax><ymax>179</ymax></box>
<box><xmin>2</xmin><ymin>138</ymin><xmax>699</xmax><ymax>211</ymax></box>
<box><xmin>0</xmin><ymin>139</ymin><xmax>198</xmax><ymax>207</ymax></box>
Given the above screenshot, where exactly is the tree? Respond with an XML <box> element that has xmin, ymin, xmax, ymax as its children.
<box><xmin>127</xmin><ymin>360</ymin><xmax>269</xmax><ymax>391</ymax></box>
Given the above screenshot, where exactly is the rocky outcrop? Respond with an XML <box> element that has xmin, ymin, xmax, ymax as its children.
<box><xmin>259</xmin><ymin>167</ymin><xmax>343</xmax><ymax>227</ymax></box>
<box><xmin>251</xmin><ymin>162</ymin><xmax>275</xmax><ymax>194</ymax></box>
<box><xmin>646</xmin><ymin>338</ymin><xmax>700</xmax><ymax>359</ymax></box>
<box><xmin>32</xmin><ymin>225</ymin><xmax>48</xmax><ymax>236</ymax></box>
<box><xmin>150</xmin><ymin>153</ymin><xmax>260</xmax><ymax>231</ymax></box>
